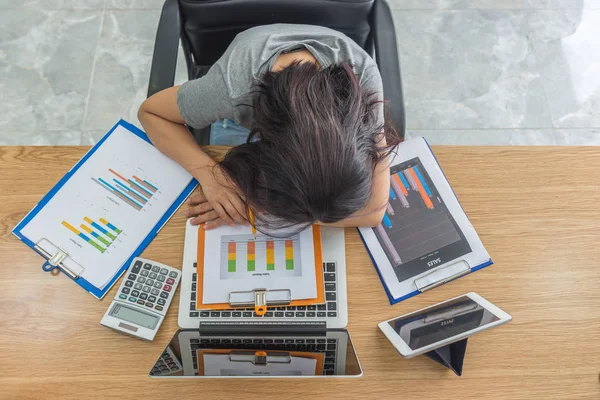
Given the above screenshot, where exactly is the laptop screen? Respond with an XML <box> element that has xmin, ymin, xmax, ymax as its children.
<box><xmin>149</xmin><ymin>329</ymin><xmax>361</xmax><ymax>377</ymax></box>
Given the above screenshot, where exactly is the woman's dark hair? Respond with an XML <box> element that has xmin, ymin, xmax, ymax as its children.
<box><xmin>219</xmin><ymin>61</ymin><xmax>401</xmax><ymax>232</ymax></box>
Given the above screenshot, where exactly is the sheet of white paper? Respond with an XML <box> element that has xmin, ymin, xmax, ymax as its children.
<box><xmin>202</xmin><ymin>224</ymin><xmax>317</xmax><ymax>304</ymax></box>
<box><xmin>202</xmin><ymin>353</ymin><xmax>317</xmax><ymax>377</ymax></box>
<box><xmin>358</xmin><ymin>137</ymin><xmax>490</xmax><ymax>301</ymax></box>
<box><xmin>20</xmin><ymin>125</ymin><xmax>194</xmax><ymax>289</ymax></box>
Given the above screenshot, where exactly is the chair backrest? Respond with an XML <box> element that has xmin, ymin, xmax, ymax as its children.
<box><xmin>179</xmin><ymin>0</ymin><xmax>375</xmax><ymax>78</ymax></box>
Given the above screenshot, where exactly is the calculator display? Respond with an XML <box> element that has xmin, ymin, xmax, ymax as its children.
<box><xmin>110</xmin><ymin>303</ymin><xmax>159</xmax><ymax>329</ymax></box>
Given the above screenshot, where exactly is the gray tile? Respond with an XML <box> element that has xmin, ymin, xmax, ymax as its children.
<box><xmin>0</xmin><ymin>130</ymin><xmax>84</xmax><ymax>145</ymax></box>
<box><xmin>81</xmin><ymin>129</ymin><xmax>110</xmax><ymax>144</ymax></box>
<box><xmin>388</xmin><ymin>0</ymin><xmax>544</xmax><ymax>9</ymax></box>
<box><xmin>84</xmin><ymin>10</ymin><xmax>188</xmax><ymax>132</ymax></box>
<box><xmin>0</xmin><ymin>10</ymin><xmax>101</xmax><ymax>136</ymax></box>
<box><xmin>553</xmin><ymin>128</ymin><xmax>600</xmax><ymax>144</ymax></box>
<box><xmin>584</xmin><ymin>0</ymin><xmax>600</xmax><ymax>8</ymax></box>
<box><xmin>527</xmin><ymin>0</ymin><xmax>584</xmax><ymax>7</ymax></box>
<box><xmin>407</xmin><ymin>129</ymin><xmax>556</xmax><ymax>145</ymax></box>
<box><xmin>0</xmin><ymin>0</ymin><xmax>104</xmax><ymax>9</ymax></box>
<box><xmin>105</xmin><ymin>0</ymin><xmax>166</xmax><ymax>9</ymax></box>
<box><xmin>529</xmin><ymin>9</ymin><xmax>600</xmax><ymax>128</ymax></box>
<box><xmin>388</xmin><ymin>0</ymin><xmax>595</xmax><ymax>8</ymax></box>
<box><xmin>393</xmin><ymin>10</ymin><xmax>553</xmax><ymax>130</ymax></box>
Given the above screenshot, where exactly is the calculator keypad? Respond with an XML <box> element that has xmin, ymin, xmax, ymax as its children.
<box><xmin>119</xmin><ymin>262</ymin><xmax>179</xmax><ymax>314</ymax></box>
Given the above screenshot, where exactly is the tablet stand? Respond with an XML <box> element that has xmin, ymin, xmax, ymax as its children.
<box><xmin>423</xmin><ymin>338</ymin><xmax>468</xmax><ymax>376</ymax></box>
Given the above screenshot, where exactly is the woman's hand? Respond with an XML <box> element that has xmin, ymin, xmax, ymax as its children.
<box><xmin>186</xmin><ymin>165</ymin><xmax>248</xmax><ymax>229</ymax></box>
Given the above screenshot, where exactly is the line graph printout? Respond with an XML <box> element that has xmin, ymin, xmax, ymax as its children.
<box><xmin>19</xmin><ymin>124</ymin><xmax>194</xmax><ymax>289</ymax></box>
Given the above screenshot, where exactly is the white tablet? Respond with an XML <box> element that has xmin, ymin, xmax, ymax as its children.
<box><xmin>378</xmin><ymin>293</ymin><xmax>511</xmax><ymax>358</ymax></box>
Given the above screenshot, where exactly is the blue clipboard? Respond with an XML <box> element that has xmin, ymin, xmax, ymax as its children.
<box><xmin>357</xmin><ymin>137</ymin><xmax>493</xmax><ymax>305</ymax></box>
<box><xmin>12</xmin><ymin>119</ymin><xmax>198</xmax><ymax>299</ymax></box>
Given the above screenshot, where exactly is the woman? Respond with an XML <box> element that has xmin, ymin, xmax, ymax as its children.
<box><xmin>138</xmin><ymin>24</ymin><xmax>399</xmax><ymax>232</ymax></box>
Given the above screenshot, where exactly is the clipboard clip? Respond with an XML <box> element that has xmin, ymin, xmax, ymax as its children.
<box><xmin>35</xmin><ymin>238</ymin><xmax>83</xmax><ymax>280</ymax></box>
<box><xmin>414</xmin><ymin>260</ymin><xmax>471</xmax><ymax>293</ymax></box>
<box><xmin>229</xmin><ymin>288</ymin><xmax>291</xmax><ymax>316</ymax></box>
<box><xmin>229</xmin><ymin>351</ymin><xmax>291</xmax><ymax>365</ymax></box>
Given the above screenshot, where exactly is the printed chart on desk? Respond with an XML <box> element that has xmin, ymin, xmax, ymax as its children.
<box><xmin>373</xmin><ymin>157</ymin><xmax>470</xmax><ymax>283</ymax></box>
<box><xmin>220</xmin><ymin>234</ymin><xmax>302</xmax><ymax>280</ymax></box>
<box><xmin>20</xmin><ymin>125</ymin><xmax>194</xmax><ymax>289</ymax></box>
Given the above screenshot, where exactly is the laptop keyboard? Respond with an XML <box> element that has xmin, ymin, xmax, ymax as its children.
<box><xmin>188</xmin><ymin>262</ymin><xmax>338</xmax><ymax>319</ymax></box>
<box><xmin>188</xmin><ymin>336</ymin><xmax>339</xmax><ymax>375</ymax></box>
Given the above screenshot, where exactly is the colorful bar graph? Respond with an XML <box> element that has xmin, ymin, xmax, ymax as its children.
<box><xmin>413</xmin><ymin>166</ymin><xmax>432</xmax><ymax>196</ymax></box>
<box><xmin>127</xmin><ymin>179</ymin><xmax>153</xmax><ymax>198</ymax></box>
<box><xmin>266</xmin><ymin>240</ymin><xmax>275</xmax><ymax>271</ymax></box>
<box><xmin>62</xmin><ymin>221</ymin><xmax>105</xmax><ymax>253</ymax></box>
<box><xmin>386</xmin><ymin>202</ymin><xmax>395</xmax><ymax>215</ymax></box>
<box><xmin>133</xmin><ymin>175</ymin><xmax>158</xmax><ymax>193</ymax></box>
<box><xmin>80</xmin><ymin>224</ymin><xmax>112</xmax><ymax>247</ymax></box>
<box><xmin>227</xmin><ymin>242</ymin><xmax>236</xmax><ymax>272</ymax></box>
<box><xmin>382</xmin><ymin>213</ymin><xmax>393</xmax><ymax>228</ymax></box>
<box><xmin>375</xmin><ymin>224</ymin><xmax>402</xmax><ymax>265</ymax></box>
<box><xmin>100</xmin><ymin>218</ymin><xmax>121</xmax><ymax>234</ymax></box>
<box><xmin>247</xmin><ymin>241</ymin><xmax>256</xmax><ymax>272</ymax></box>
<box><xmin>398</xmin><ymin>172</ymin><xmax>411</xmax><ymax>191</ymax></box>
<box><xmin>107</xmin><ymin>169</ymin><xmax>154</xmax><ymax>203</ymax></box>
<box><xmin>113</xmin><ymin>179</ymin><xmax>147</xmax><ymax>204</ymax></box>
<box><xmin>393</xmin><ymin>174</ymin><xmax>408</xmax><ymax>196</ymax></box>
<box><xmin>409</xmin><ymin>168</ymin><xmax>434</xmax><ymax>209</ymax></box>
<box><xmin>94</xmin><ymin>178</ymin><xmax>143</xmax><ymax>210</ymax></box>
<box><xmin>285</xmin><ymin>240</ymin><xmax>294</xmax><ymax>270</ymax></box>
<box><xmin>389</xmin><ymin>187</ymin><xmax>397</xmax><ymax>200</ymax></box>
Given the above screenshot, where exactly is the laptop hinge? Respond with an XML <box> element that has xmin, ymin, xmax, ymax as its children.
<box><xmin>198</xmin><ymin>321</ymin><xmax>327</xmax><ymax>334</ymax></box>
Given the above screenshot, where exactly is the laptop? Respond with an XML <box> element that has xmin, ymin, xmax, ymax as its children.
<box><xmin>150</xmin><ymin>221</ymin><xmax>359</xmax><ymax>378</ymax></box>
<box><xmin>178</xmin><ymin>220</ymin><xmax>349</xmax><ymax>329</ymax></box>
<box><xmin>149</xmin><ymin>328</ymin><xmax>362</xmax><ymax>378</ymax></box>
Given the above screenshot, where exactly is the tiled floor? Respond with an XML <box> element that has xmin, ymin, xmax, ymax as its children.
<box><xmin>1</xmin><ymin>0</ymin><xmax>600</xmax><ymax>145</ymax></box>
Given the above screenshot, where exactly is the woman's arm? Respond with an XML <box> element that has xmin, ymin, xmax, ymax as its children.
<box><xmin>138</xmin><ymin>86</ymin><xmax>246</xmax><ymax>227</ymax></box>
<box><xmin>138</xmin><ymin>86</ymin><xmax>215</xmax><ymax>176</ymax></box>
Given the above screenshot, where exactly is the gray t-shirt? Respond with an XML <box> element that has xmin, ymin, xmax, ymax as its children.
<box><xmin>177</xmin><ymin>24</ymin><xmax>384</xmax><ymax>130</ymax></box>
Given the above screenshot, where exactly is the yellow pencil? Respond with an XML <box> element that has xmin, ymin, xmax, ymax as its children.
<box><xmin>248</xmin><ymin>208</ymin><xmax>256</xmax><ymax>238</ymax></box>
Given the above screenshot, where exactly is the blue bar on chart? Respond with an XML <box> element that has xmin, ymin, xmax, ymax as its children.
<box><xmin>113</xmin><ymin>179</ymin><xmax>147</xmax><ymax>204</ymax></box>
<box><xmin>413</xmin><ymin>166</ymin><xmax>432</xmax><ymax>196</ymax></box>
<box><xmin>398</xmin><ymin>172</ymin><xmax>411</xmax><ymax>191</ymax></box>
<box><xmin>382</xmin><ymin>213</ymin><xmax>392</xmax><ymax>228</ymax></box>
<box><xmin>389</xmin><ymin>187</ymin><xmax>397</xmax><ymax>200</ymax></box>
<box><xmin>127</xmin><ymin>179</ymin><xmax>153</xmax><ymax>198</ymax></box>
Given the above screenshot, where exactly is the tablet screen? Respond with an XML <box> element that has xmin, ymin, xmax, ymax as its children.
<box><xmin>388</xmin><ymin>296</ymin><xmax>499</xmax><ymax>350</ymax></box>
<box><xmin>372</xmin><ymin>157</ymin><xmax>472</xmax><ymax>283</ymax></box>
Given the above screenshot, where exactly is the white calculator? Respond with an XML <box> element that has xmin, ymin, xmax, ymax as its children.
<box><xmin>101</xmin><ymin>257</ymin><xmax>180</xmax><ymax>341</ymax></box>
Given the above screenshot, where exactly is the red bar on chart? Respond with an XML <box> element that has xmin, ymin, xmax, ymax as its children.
<box><xmin>408</xmin><ymin>168</ymin><xmax>433</xmax><ymax>209</ymax></box>
<box><xmin>393</xmin><ymin>174</ymin><xmax>408</xmax><ymax>196</ymax></box>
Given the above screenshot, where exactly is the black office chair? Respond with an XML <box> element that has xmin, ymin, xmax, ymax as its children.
<box><xmin>147</xmin><ymin>0</ymin><xmax>405</xmax><ymax>144</ymax></box>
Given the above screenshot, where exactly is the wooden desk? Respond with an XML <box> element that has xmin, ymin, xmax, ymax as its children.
<box><xmin>0</xmin><ymin>146</ymin><xmax>598</xmax><ymax>400</ymax></box>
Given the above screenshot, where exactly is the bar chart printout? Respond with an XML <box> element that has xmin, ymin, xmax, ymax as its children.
<box><xmin>62</xmin><ymin>217</ymin><xmax>122</xmax><ymax>254</ymax></box>
<box><xmin>220</xmin><ymin>234</ymin><xmax>302</xmax><ymax>280</ymax></box>
<box><xmin>372</xmin><ymin>157</ymin><xmax>468</xmax><ymax>282</ymax></box>
<box><xmin>92</xmin><ymin>168</ymin><xmax>159</xmax><ymax>211</ymax></box>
